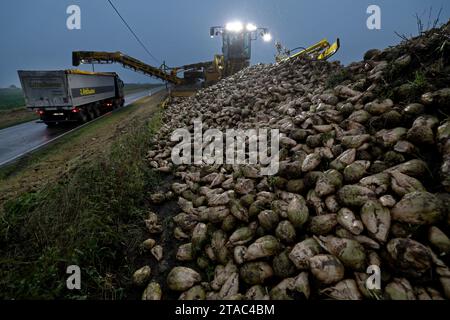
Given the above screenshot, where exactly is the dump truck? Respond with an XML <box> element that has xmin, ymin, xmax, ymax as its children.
<box><xmin>17</xmin><ymin>69</ymin><xmax>125</xmax><ymax>126</ymax></box>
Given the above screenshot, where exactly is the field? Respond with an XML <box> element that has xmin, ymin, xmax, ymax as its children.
<box><xmin>0</xmin><ymin>88</ymin><xmax>31</xmax><ymax>129</ymax></box>
<box><xmin>0</xmin><ymin>87</ymin><xmax>25</xmax><ymax>110</ymax></box>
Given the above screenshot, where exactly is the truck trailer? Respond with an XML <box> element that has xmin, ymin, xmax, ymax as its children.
<box><xmin>17</xmin><ymin>69</ymin><xmax>125</xmax><ymax>126</ymax></box>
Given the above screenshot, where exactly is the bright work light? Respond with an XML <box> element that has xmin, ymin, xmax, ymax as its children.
<box><xmin>263</xmin><ymin>33</ymin><xmax>272</xmax><ymax>42</ymax></box>
<box><xmin>246</xmin><ymin>23</ymin><xmax>257</xmax><ymax>32</ymax></box>
<box><xmin>225</xmin><ymin>21</ymin><xmax>243</xmax><ymax>32</ymax></box>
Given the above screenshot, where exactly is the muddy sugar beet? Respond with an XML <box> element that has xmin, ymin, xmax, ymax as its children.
<box><xmin>139</xmin><ymin>21</ymin><xmax>450</xmax><ymax>300</ymax></box>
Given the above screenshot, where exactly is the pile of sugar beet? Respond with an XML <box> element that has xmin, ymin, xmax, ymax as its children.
<box><xmin>134</xmin><ymin>20</ymin><xmax>450</xmax><ymax>300</ymax></box>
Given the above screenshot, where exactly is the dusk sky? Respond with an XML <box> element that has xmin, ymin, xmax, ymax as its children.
<box><xmin>0</xmin><ymin>0</ymin><xmax>448</xmax><ymax>87</ymax></box>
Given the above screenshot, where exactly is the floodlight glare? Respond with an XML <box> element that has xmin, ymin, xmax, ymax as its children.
<box><xmin>263</xmin><ymin>33</ymin><xmax>272</xmax><ymax>42</ymax></box>
<box><xmin>246</xmin><ymin>23</ymin><xmax>257</xmax><ymax>32</ymax></box>
<box><xmin>225</xmin><ymin>21</ymin><xmax>243</xmax><ymax>32</ymax></box>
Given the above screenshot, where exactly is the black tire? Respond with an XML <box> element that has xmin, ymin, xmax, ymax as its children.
<box><xmin>93</xmin><ymin>104</ymin><xmax>102</xmax><ymax>118</ymax></box>
<box><xmin>79</xmin><ymin>110</ymin><xmax>89</xmax><ymax>123</ymax></box>
<box><xmin>87</xmin><ymin>106</ymin><xmax>95</xmax><ymax>120</ymax></box>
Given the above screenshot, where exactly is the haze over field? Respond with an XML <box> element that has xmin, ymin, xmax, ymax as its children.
<box><xmin>0</xmin><ymin>0</ymin><xmax>448</xmax><ymax>87</ymax></box>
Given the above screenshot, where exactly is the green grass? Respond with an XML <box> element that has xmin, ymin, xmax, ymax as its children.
<box><xmin>409</xmin><ymin>71</ymin><xmax>428</xmax><ymax>91</ymax></box>
<box><xmin>0</xmin><ymin>106</ymin><xmax>164</xmax><ymax>299</ymax></box>
<box><xmin>0</xmin><ymin>88</ymin><xmax>25</xmax><ymax>110</ymax></box>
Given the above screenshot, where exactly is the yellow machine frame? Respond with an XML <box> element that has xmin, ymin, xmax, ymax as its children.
<box><xmin>204</xmin><ymin>55</ymin><xmax>224</xmax><ymax>86</ymax></box>
<box><xmin>277</xmin><ymin>38</ymin><xmax>340</xmax><ymax>63</ymax></box>
<box><xmin>72</xmin><ymin>51</ymin><xmax>183</xmax><ymax>85</ymax></box>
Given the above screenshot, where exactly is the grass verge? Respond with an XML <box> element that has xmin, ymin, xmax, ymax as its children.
<box><xmin>0</xmin><ymin>108</ymin><xmax>38</xmax><ymax>130</ymax></box>
<box><xmin>0</xmin><ymin>97</ymin><xmax>165</xmax><ymax>299</ymax></box>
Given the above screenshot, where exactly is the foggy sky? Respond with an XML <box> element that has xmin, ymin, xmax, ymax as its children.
<box><xmin>0</xmin><ymin>0</ymin><xmax>448</xmax><ymax>87</ymax></box>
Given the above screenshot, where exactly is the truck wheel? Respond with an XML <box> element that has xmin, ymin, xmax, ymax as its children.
<box><xmin>113</xmin><ymin>99</ymin><xmax>121</xmax><ymax>109</ymax></box>
<box><xmin>79</xmin><ymin>110</ymin><xmax>89</xmax><ymax>123</ymax></box>
<box><xmin>87</xmin><ymin>106</ymin><xmax>95</xmax><ymax>120</ymax></box>
<box><xmin>93</xmin><ymin>105</ymin><xmax>101</xmax><ymax>118</ymax></box>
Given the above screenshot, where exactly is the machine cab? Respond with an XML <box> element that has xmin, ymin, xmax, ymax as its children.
<box><xmin>222</xmin><ymin>31</ymin><xmax>252</xmax><ymax>60</ymax></box>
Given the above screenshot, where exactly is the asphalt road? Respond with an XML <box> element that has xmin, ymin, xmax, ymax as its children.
<box><xmin>0</xmin><ymin>88</ymin><xmax>164</xmax><ymax>167</ymax></box>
